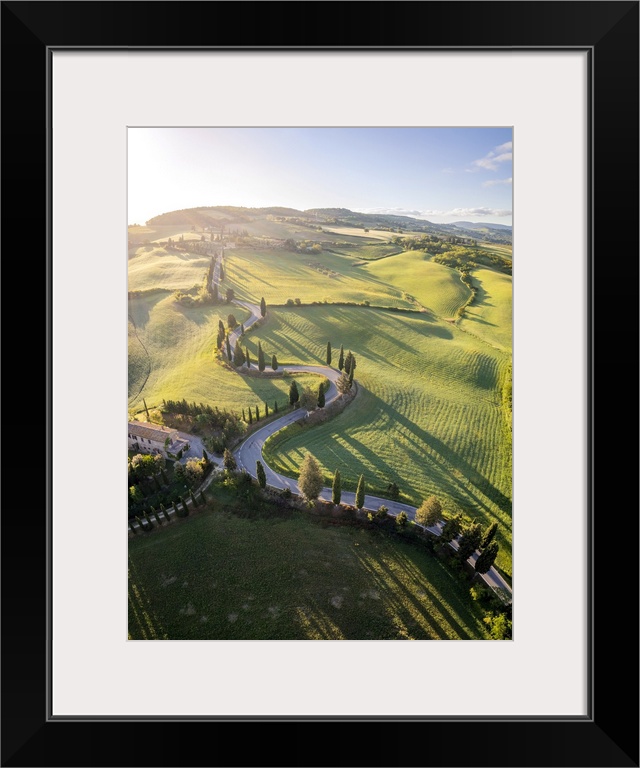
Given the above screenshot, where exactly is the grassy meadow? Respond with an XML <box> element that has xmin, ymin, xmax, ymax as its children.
<box><xmin>128</xmin><ymin>246</ymin><xmax>211</xmax><ymax>292</ymax></box>
<box><xmin>128</xmin><ymin>507</ymin><xmax>491</xmax><ymax>640</ymax></box>
<box><xmin>458</xmin><ymin>268</ymin><xmax>513</xmax><ymax>351</ymax></box>
<box><xmin>247</xmin><ymin>306</ymin><xmax>512</xmax><ymax>577</ymax></box>
<box><xmin>127</xmin><ymin>293</ymin><xmax>322</xmax><ymax>414</ymax></box>
<box><xmin>128</xmin><ymin>223</ymin><xmax>513</xmax><ymax>583</ymax></box>
<box><xmin>363</xmin><ymin>250</ymin><xmax>472</xmax><ymax>318</ymax></box>
<box><xmin>223</xmin><ymin>247</ymin><xmax>416</xmax><ymax>308</ymax></box>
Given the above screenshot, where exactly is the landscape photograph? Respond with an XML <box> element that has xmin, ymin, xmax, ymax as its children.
<box><xmin>127</xmin><ymin>127</ymin><xmax>513</xmax><ymax>641</ymax></box>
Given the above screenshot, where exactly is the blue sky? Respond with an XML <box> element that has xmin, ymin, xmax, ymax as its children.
<box><xmin>128</xmin><ymin>127</ymin><xmax>512</xmax><ymax>226</ymax></box>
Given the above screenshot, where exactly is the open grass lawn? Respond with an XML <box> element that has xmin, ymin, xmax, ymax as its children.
<box><xmin>127</xmin><ymin>233</ymin><xmax>512</xmax><ymax>580</ymax></box>
<box><xmin>127</xmin><ymin>293</ymin><xmax>323</xmax><ymax>414</ymax></box>
<box><xmin>128</xmin><ymin>246</ymin><xmax>211</xmax><ymax>292</ymax></box>
<box><xmin>128</xmin><ymin>507</ymin><xmax>491</xmax><ymax>640</ymax></box>
<box><xmin>328</xmin><ymin>242</ymin><xmax>403</xmax><ymax>261</ymax></box>
<box><xmin>246</xmin><ymin>306</ymin><xmax>512</xmax><ymax>577</ymax></box>
<box><xmin>223</xmin><ymin>247</ymin><xmax>415</xmax><ymax>308</ymax></box>
<box><xmin>363</xmin><ymin>250</ymin><xmax>472</xmax><ymax>318</ymax></box>
<box><xmin>459</xmin><ymin>269</ymin><xmax>513</xmax><ymax>352</ymax></box>
<box><xmin>323</xmin><ymin>226</ymin><xmax>402</xmax><ymax>241</ymax></box>
<box><xmin>128</xmin><ymin>223</ymin><xmax>202</xmax><ymax>244</ymax></box>
<box><xmin>478</xmin><ymin>243</ymin><xmax>513</xmax><ymax>258</ymax></box>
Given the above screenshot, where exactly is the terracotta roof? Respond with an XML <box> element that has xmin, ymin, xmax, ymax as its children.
<box><xmin>128</xmin><ymin>421</ymin><xmax>178</xmax><ymax>443</ymax></box>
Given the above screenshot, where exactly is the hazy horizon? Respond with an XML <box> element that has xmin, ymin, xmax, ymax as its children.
<box><xmin>128</xmin><ymin>127</ymin><xmax>512</xmax><ymax>227</ymax></box>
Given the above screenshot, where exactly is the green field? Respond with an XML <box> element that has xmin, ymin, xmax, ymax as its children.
<box><xmin>244</xmin><ymin>306</ymin><xmax>512</xmax><ymax>577</ymax></box>
<box><xmin>328</xmin><ymin>242</ymin><xmax>403</xmax><ymax>261</ymax></box>
<box><xmin>323</xmin><ymin>226</ymin><xmax>401</xmax><ymax>241</ymax></box>
<box><xmin>127</xmin><ymin>293</ymin><xmax>323</xmax><ymax>414</ymax></box>
<box><xmin>222</xmin><ymin>247</ymin><xmax>415</xmax><ymax>308</ymax></box>
<box><xmin>128</xmin><ymin>508</ymin><xmax>491</xmax><ymax>640</ymax></box>
<box><xmin>459</xmin><ymin>269</ymin><xmax>513</xmax><ymax>351</ymax></box>
<box><xmin>128</xmin><ymin>216</ymin><xmax>513</xmax><ymax>584</ymax></box>
<box><xmin>128</xmin><ymin>246</ymin><xmax>211</xmax><ymax>292</ymax></box>
<box><xmin>363</xmin><ymin>250</ymin><xmax>471</xmax><ymax>318</ymax></box>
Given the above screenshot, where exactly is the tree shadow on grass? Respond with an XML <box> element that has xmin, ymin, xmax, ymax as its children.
<box><xmin>365</xmin><ymin>390</ymin><xmax>512</xmax><ymax>518</ymax></box>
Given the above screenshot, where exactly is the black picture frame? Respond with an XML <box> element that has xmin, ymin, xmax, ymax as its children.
<box><xmin>2</xmin><ymin>2</ymin><xmax>638</xmax><ymax>766</ymax></box>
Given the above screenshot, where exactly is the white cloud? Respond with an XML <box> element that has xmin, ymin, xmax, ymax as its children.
<box><xmin>471</xmin><ymin>141</ymin><xmax>513</xmax><ymax>171</ymax></box>
<box><xmin>482</xmin><ymin>177</ymin><xmax>512</xmax><ymax>188</ymax></box>
<box><xmin>355</xmin><ymin>207</ymin><xmax>423</xmax><ymax>217</ymax></box>
<box><xmin>354</xmin><ymin>206</ymin><xmax>511</xmax><ymax>220</ymax></box>
<box><xmin>448</xmin><ymin>207</ymin><xmax>511</xmax><ymax>218</ymax></box>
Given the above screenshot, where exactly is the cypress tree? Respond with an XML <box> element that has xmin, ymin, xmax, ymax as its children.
<box><xmin>256</xmin><ymin>460</ymin><xmax>267</xmax><ymax>489</ymax></box>
<box><xmin>332</xmin><ymin>469</ymin><xmax>342</xmax><ymax>505</ymax></box>
<box><xmin>338</xmin><ymin>345</ymin><xmax>344</xmax><ymax>371</ymax></box>
<box><xmin>344</xmin><ymin>351</ymin><xmax>354</xmax><ymax>376</ymax></box>
<box><xmin>271</xmin><ymin>354</ymin><xmax>278</xmax><ymax>370</ymax></box>
<box><xmin>258</xmin><ymin>342</ymin><xmax>266</xmax><ymax>372</ymax></box>
<box><xmin>317</xmin><ymin>382</ymin><xmax>325</xmax><ymax>408</ymax></box>
<box><xmin>135</xmin><ymin>515</ymin><xmax>145</xmax><ymax>532</ymax></box>
<box><xmin>240</xmin><ymin>323</ymin><xmax>245</xmax><ymax>336</ymax></box>
<box><xmin>226</xmin><ymin>336</ymin><xmax>232</xmax><ymax>361</ymax></box>
<box><xmin>457</xmin><ymin>522</ymin><xmax>483</xmax><ymax>561</ymax></box>
<box><xmin>129</xmin><ymin>522</ymin><xmax>137</xmax><ymax>535</ymax></box>
<box><xmin>355</xmin><ymin>475</ymin><xmax>365</xmax><ymax>510</ymax></box>
<box><xmin>289</xmin><ymin>380</ymin><xmax>300</xmax><ymax>406</ymax></box>
<box><xmin>144</xmin><ymin>511</ymin><xmax>154</xmax><ymax>529</ymax></box>
<box><xmin>242</xmin><ymin>408</ymin><xmax>246</xmax><ymax>421</ymax></box>
<box><xmin>260</xmin><ymin>296</ymin><xmax>266</xmax><ymax>317</ymax></box>
<box><xmin>202</xmin><ymin>448</ymin><xmax>209</xmax><ymax>464</ymax></box>
<box><xmin>245</xmin><ymin>347</ymin><xmax>251</xmax><ymax>368</ymax></box>
<box><xmin>160</xmin><ymin>503</ymin><xmax>169</xmax><ymax>522</ymax></box>
<box><xmin>190</xmin><ymin>490</ymin><xmax>198</xmax><ymax>508</ymax></box>
<box><xmin>143</xmin><ymin>398</ymin><xmax>150</xmax><ymax>421</ymax></box>
<box><xmin>326</xmin><ymin>341</ymin><xmax>332</xmax><ymax>366</ymax></box>
<box><xmin>248</xmin><ymin>409</ymin><xmax>253</xmax><ymax>424</ymax></box>
<box><xmin>348</xmin><ymin>365</ymin><xmax>354</xmax><ymax>385</ymax></box>
<box><xmin>161</xmin><ymin>468</ymin><xmax>169</xmax><ymax>485</ymax></box>
<box><xmin>255</xmin><ymin>405</ymin><xmax>260</xmax><ymax>421</ymax></box>
<box><xmin>475</xmin><ymin>541</ymin><xmax>500</xmax><ymax>574</ymax></box>
<box><xmin>233</xmin><ymin>343</ymin><xmax>245</xmax><ymax>367</ymax></box>
<box><xmin>264</xmin><ymin>402</ymin><xmax>269</xmax><ymax>417</ymax></box>
<box><xmin>200</xmin><ymin>490</ymin><xmax>207</xmax><ymax>506</ymax></box>
<box><xmin>181</xmin><ymin>496</ymin><xmax>190</xmax><ymax>517</ymax></box>
<box><xmin>481</xmin><ymin>521</ymin><xmax>498</xmax><ymax>549</ymax></box>
<box><xmin>274</xmin><ymin>400</ymin><xmax>278</xmax><ymax>413</ymax></box>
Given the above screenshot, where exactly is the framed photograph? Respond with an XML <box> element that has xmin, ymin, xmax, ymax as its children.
<box><xmin>3</xmin><ymin>1</ymin><xmax>637</xmax><ymax>766</ymax></box>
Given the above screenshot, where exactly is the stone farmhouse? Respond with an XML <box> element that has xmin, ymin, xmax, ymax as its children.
<box><xmin>128</xmin><ymin>421</ymin><xmax>190</xmax><ymax>458</ymax></box>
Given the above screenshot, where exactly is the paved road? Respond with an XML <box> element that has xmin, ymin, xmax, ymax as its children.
<box><xmin>231</xmin><ymin>363</ymin><xmax>512</xmax><ymax>600</ymax></box>
<box><xmin>210</xmin><ymin>261</ymin><xmax>511</xmax><ymax>598</ymax></box>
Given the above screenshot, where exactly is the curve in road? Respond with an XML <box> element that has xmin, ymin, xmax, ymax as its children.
<box><xmin>214</xmin><ymin>269</ymin><xmax>512</xmax><ymax>599</ymax></box>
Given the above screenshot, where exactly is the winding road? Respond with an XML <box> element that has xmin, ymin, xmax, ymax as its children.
<box><xmin>219</xmin><ymin>256</ymin><xmax>512</xmax><ymax>599</ymax></box>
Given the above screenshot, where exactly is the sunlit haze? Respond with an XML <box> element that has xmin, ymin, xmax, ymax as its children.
<box><xmin>128</xmin><ymin>127</ymin><xmax>512</xmax><ymax>227</ymax></box>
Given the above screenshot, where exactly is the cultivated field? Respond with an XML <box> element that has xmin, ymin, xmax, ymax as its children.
<box><xmin>223</xmin><ymin>247</ymin><xmax>415</xmax><ymax>308</ymax></box>
<box><xmin>245</xmin><ymin>305</ymin><xmax>512</xmax><ymax>577</ymax></box>
<box><xmin>128</xmin><ymin>247</ymin><xmax>211</xmax><ymax>292</ymax></box>
<box><xmin>128</xmin><ymin>508</ymin><xmax>491</xmax><ymax>640</ymax></box>
<box><xmin>128</xmin><ymin>217</ymin><xmax>513</xmax><ymax>585</ymax></box>
<box><xmin>127</xmin><ymin>293</ymin><xmax>322</xmax><ymax>415</ymax></box>
<box><xmin>323</xmin><ymin>226</ymin><xmax>403</xmax><ymax>241</ymax></box>
<box><xmin>459</xmin><ymin>269</ymin><xmax>513</xmax><ymax>351</ymax></box>
<box><xmin>363</xmin><ymin>250</ymin><xmax>472</xmax><ymax>318</ymax></box>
